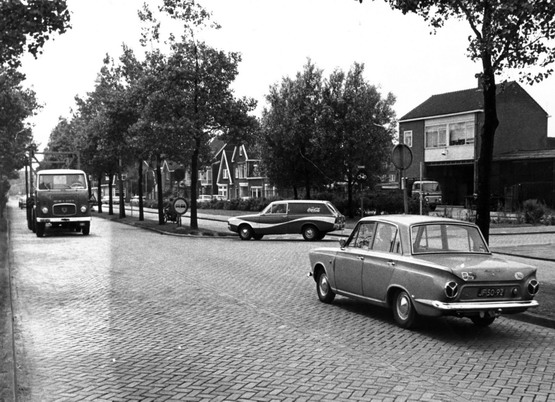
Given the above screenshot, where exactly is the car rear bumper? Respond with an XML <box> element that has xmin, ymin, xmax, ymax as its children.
<box><xmin>416</xmin><ymin>299</ymin><xmax>539</xmax><ymax>312</ymax></box>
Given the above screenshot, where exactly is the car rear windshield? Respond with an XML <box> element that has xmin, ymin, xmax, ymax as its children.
<box><xmin>411</xmin><ymin>223</ymin><xmax>489</xmax><ymax>254</ymax></box>
<box><xmin>38</xmin><ymin>173</ymin><xmax>87</xmax><ymax>190</ymax></box>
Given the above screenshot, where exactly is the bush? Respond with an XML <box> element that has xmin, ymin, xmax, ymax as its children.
<box><xmin>523</xmin><ymin>199</ymin><xmax>546</xmax><ymax>224</ymax></box>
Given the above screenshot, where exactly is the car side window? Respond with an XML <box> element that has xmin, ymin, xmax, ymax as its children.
<box><xmin>348</xmin><ymin>222</ymin><xmax>375</xmax><ymax>249</ymax></box>
<box><xmin>270</xmin><ymin>203</ymin><xmax>287</xmax><ymax>214</ymax></box>
<box><xmin>372</xmin><ymin>223</ymin><xmax>397</xmax><ymax>253</ymax></box>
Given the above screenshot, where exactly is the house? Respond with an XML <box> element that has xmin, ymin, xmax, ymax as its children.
<box><xmin>399</xmin><ymin>81</ymin><xmax>555</xmax><ymax>209</ymax></box>
<box><xmin>200</xmin><ymin>141</ymin><xmax>275</xmax><ymax>200</ymax></box>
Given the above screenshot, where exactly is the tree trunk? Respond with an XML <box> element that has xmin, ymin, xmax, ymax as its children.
<box><xmin>138</xmin><ymin>159</ymin><xmax>144</xmax><ymax>221</ymax></box>
<box><xmin>118</xmin><ymin>159</ymin><xmax>126</xmax><ymax>219</ymax></box>
<box><xmin>156</xmin><ymin>155</ymin><xmax>164</xmax><ymax>225</ymax></box>
<box><xmin>347</xmin><ymin>175</ymin><xmax>354</xmax><ymax>219</ymax></box>
<box><xmin>97</xmin><ymin>172</ymin><xmax>103</xmax><ymax>214</ymax></box>
<box><xmin>190</xmin><ymin>138</ymin><xmax>200</xmax><ymax>230</ymax></box>
<box><xmin>475</xmin><ymin>69</ymin><xmax>499</xmax><ymax>244</ymax></box>
<box><xmin>108</xmin><ymin>174</ymin><xmax>114</xmax><ymax>215</ymax></box>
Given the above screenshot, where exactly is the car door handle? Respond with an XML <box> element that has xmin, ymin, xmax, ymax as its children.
<box><xmin>358</xmin><ymin>256</ymin><xmax>364</xmax><ymax>261</ymax></box>
<box><xmin>387</xmin><ymin>260</ymin><xmax>396</xmax><ymax>266</ymax></box>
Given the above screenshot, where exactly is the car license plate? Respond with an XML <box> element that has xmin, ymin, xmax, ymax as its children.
<box><xmin>477</xmin><ymin>288</ymin><xmax>505</xmax><ymax>297</ymax></box>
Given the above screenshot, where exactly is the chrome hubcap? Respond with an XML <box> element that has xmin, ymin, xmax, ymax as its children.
<box><xmin>319</xmin><ymin>275</ymin><xmax>329</xmax><ymax>295</ymax></box>
<box><xmin>397</xmin><ymin>294</ymin><xmax>410</xmax><ymax>320</ymax></box>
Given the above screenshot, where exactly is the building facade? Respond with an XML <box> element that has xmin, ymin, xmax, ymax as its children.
<box><xmin>399</xmin><ymin>81</ymin><xmax>555</xmax><ymax>209</ymax></box>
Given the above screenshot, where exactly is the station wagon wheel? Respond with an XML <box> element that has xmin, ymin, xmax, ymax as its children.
<box><xmin>471</xmin><ymin>315</ymin><xmax>496</xmax><ymax>327</ymax></box>
<box><xmin>393</xmin><ymin>290</ymin><xmax>418</xmax><ymax>329</ymax></box>
<box><xmin>238</xmin><ymin>224</ymin><xmax>253</xmax><ymax>240</ymax></box>
<box><xmin>253</xmin><ymin>234</ymin><xmax>264</xmax><ymax>240</ymax></box>
<box><xmin>316</xmin><ymin>271</ymin><xmax>335</xmax><ymax>303</ymax></box>
<box><xmin>302</xmin><ymin>225</ymin><xmax>319</xmax><ymax>241</ymax></box>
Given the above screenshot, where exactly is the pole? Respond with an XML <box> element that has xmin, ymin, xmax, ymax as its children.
<box><xmin>419</xmin><ymin>162</ymin><xmax>423</xmax><ymax>215</ymax></box>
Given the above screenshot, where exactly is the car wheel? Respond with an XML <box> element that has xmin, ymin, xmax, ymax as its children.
<box><xmin>393</xmin><ymin>290</ymin><xmax>418</xmax><ymax>328</ymax></box>
<box><xmin>238</xmin><ymin>224</ymin><xmax>253</xmax><ymax>240</ymax></box>
<box><xmin>471</xmin><ymin>315</ymin><xmax>496</xmax><ymax>327</ymax></box>
<box><xmin>253</xmin><ymin>234</ymin><xmax>264</xmax><ymax>240</ymax></box>
<box><xmin>82</xmin><ymin>223</ymin><xmax>90</xmax><ymax>236</ymax></box>
<box><xmin>316</xmin><ymin>271</ymin><xmax>335</xmax><ymax>303</ymax></box>
<box><xmin>36</xmin><ymin>222</ymin><xmax>45</xmax><ymax>237</ymax></box>
<box><xmin>302</xmin><ymin>225</ymin><xmax>319</xmax><ymax>241</ymax></box>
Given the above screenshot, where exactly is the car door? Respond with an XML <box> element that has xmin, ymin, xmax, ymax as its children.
<box><xmin>361</xmin><ymin>222</ymin><xmax>399</xmax><ymax>302</ymax></box>
<box><xmin>257</xmin><ymin>202</ymin><xmax>288</xmax><ymax>234</ymax></box>
<box><xmin>334</xmin><ymin>222</ymin><xmax>376</xmax><ymax>296</ymax></box>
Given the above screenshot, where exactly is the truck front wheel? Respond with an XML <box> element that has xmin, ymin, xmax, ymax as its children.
<box><xmin>82</xmin><ymin>223</ymin><xmax>90</xmax><ymax>235</ymax></box>
<box><xmin>36</xmin><ymin>222</ymin><xmax>45</xmax><ymax>237</ymax></box>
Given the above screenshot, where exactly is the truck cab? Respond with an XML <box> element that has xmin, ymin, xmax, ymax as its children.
<box><xmin>33</xmin><ymin>169</ymin><xmax>92</xmax><ymax>237</ymax></box>
<box><xmin>411</xmin><ymin>180</ymin><xmax>442</xmax><ymax>211</ymax></box>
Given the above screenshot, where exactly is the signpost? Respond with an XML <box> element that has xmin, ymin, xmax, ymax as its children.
<box><xmin>391</xmin><ymin>144</ymin><xmax>413</xmax><ymax>214</ymax></box>
<box><xmin>357</xmin><ymin>166</ymin><xmax>368</xmax><ymax>218</ymax></box>
<box><xmin>172</xmin><ymin>197</ymin><xmax>189</xmax><ymax>226</ymax></box>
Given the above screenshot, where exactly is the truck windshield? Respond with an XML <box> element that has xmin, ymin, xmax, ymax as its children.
<box><xmin>38</xmin><ymin>174</ymin><xmax>87</xmax><ymax>190</ymax></box>
<box><xmin>422</xmin><ymin>182</ymin><xmax>440</xmax><ymax>192</ymax></box>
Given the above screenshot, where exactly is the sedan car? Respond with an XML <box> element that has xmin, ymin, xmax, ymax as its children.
<box><xmin>309</xmin><ymin>215</ymin><xmax>539</xmax><ymax>329</ymax></box>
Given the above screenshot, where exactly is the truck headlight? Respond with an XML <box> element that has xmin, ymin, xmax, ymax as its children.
<box><xmin>80</xmin><ymin>205</ymin><xmax>88</xmax><ymax>213</ymax></box>
<box><xmin>41</xmin><ymin>207</ymin><xmax>48</xmax><ymax>214</ymax></box>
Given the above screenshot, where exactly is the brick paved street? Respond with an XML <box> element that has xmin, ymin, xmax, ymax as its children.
<box><xmin>4</xmin><ymin>203</ymin><xmax>555</xmax><ymax>401</ymax></box>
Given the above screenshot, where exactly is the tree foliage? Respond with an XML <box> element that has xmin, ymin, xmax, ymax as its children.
<box><xmin>362</xmin><ymin>0</ymin><xmax>555</xmax><ymax>242</ymax></box>
<box><xmin>261</xmin><ymin>60</ymin><xmax>396</xmax><ymax>208</ymax></box>
<box><xmin>0</xmin><ymin>0</ymin><xmax>71</xmax><ymax>69</ymax></box>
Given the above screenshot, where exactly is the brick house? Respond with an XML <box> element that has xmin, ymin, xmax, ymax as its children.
<box><xmin>199</xmin><ymin>141</ymin><xmax>275</xmax><ymax>200</ymax></box>
<box><xmin>399</xmin><ymin>81</ymin><xmax>555</xmax><ymax>209</ymax></box>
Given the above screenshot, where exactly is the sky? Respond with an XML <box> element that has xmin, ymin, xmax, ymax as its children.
<box><xmin>20</xmin><ymin>0</ymin><xmax>555</xmax><ymax>152</ymax></box>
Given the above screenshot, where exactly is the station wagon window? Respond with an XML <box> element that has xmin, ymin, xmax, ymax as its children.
<box><xmin>411</xmin><ymin>224</ymin><xmax>489</xmax><ymax>254</ymax></box>
<box><xmin>372</xmin><ymin>223</ymin><xmax>398</xmax><ymax>253</ymax></box>
<box><xmin>348</xmin><ymin>222</ymin><xmax>376</xmax><ymax>250</ymax></box>
<box><xmin>266</xmin><ymin>202</ymin><xmax>287</xmax><ymax>214</ymax></box>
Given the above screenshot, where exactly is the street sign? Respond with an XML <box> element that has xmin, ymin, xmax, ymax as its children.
<box><xmin>173</xmin><ymin>197</ymin><xmax>189</xmax><ymax>215</ymax></box>
<box><xmin>392</xmin><ymin>144</ymin><xmax>413</xmax><ymax>170</ymax></box>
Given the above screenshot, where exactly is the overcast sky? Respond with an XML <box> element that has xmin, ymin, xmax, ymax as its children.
<box><xmin>20</xmin><ymin>0</ymin><xmax>555</xmax><ymax>151</ymax></box>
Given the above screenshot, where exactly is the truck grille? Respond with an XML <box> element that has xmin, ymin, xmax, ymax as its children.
<box><xmin>53</xmin><ymin>203</ymin><xmax>76</xmax><ymax>216</ymax></box>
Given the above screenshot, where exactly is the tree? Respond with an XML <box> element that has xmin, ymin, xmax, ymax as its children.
<box><xmin>0</xmin><ymin>0</ymin><xmax>71</xmax><ymax>69</ymax></box>
<box><xmin>261</xmin><ymin>60</ymin><xmax>325</xmax><ymax>199</ymax></box>
<box><xmin>319</xmin><ymin>62</ymin><xmax>396</xmax><ymax>217</ymax></box>
<box><xmin>138</xmin><ymin>0</ymin><xmax>257</xmax><ymax>229</ymax></box>
<box><xmin>361</xmin><ymin>0</ymin><xmax>555</xmax><ymax>242</ymax></box>
<box><xmin>0</xmin><ymin>71</ymin><xmax>36</xmax><ymax>217</ymax></box>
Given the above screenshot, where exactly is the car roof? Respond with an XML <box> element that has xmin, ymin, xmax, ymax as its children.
<box><xmin>271</xmin><ymin>200</ymin><xmax>330</xmax><ymax>204</ymax></box>
<box><xmin>37</xmin><ymin>169</ymin><xmax>86</xmax><ymax>175</ymax></box>
<box><xmin>358</xmin><ymin>214</ymin><xmax>474</xmax><ymax>227</ymax></box>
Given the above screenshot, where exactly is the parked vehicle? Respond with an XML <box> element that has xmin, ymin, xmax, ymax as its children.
<box><xmin>308</xmin><ymin>215</ymin><xmax>539</xmax><ymax>329</ymax></box>
<box><xmin>32</xmin><ymin>169</ymin><xmax>92</xmax><ymax>237</ymax></box>
<box><xmin>228</xmin><ymin>200</ymin><xmax>345</xmax><ymax>241</ymax></box>
<box><xmin>412</xmin><ymin>180</ymin><xmax>442</xmax><ymax>211</ymax></box>
<box><xmin>18</xmin><ymin>195</ymin><xmax>27</xmax><ymax>209</ymax></box>
<box><xmin>197</xmin><ymin>195</ymin><xmax>213</xmax><ymax>203</ymax></box>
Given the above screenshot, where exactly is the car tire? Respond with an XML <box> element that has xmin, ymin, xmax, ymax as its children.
<box><xmin>316</xmin><ymin>271</ymin><xmax>335</xmax><ymax>303</ymax></box>
<box><xmin>36</xmin><ymin>222</ymin><xmax>45</xmax><ymax>237</ymax></box>
<box><xmin>471</xmin><ymin>315</ymin><xmax>496</xmax><ymax>327</ymax></box>
<box><xmin>82</xmin><ymin>223</ymin><xmax>90</xmax><ymax>236</ymax></box>
<box><xmin>393</xmin><ymin>290</ymin><xmax>418</xmax><ymax>329</ymax></box>
<box><xmin>302</xmin><ymin>225</ymin><xmax>319</xmax><ymax>241</ymax></box>
<box><xmin>238</xmin><ymin>224</ymin><xmax>253</xmax><ymax>240</ymax></box>
<box><xmin>253</xmin><ymin>234</ymin><xmax>264</xmax><ymax>240</ymax></box>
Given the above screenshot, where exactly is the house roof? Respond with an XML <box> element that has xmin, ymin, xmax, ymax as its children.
<box><xmin>399</xmin><ymin>81</ymin><xmax>545</xmax><ymax>122</ymax></box>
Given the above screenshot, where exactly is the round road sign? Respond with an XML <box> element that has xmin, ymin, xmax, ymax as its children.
<box><xmin>173</xmin><ymin>197</ymin><xmax>189</xmax><ymax>215</ymax></box>
<box><xmin>392</xmin><ymin>144</ymin><xmax>413</xmax><ymax>170</ymax></box>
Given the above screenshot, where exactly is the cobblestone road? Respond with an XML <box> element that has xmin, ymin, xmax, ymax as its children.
<box><xmin>7</xmin><ymin>207</ymin><xmax>555</xmax><ymax>401</ymax></box>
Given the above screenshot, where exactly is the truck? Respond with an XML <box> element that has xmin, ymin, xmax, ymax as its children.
<box><xmin>32</xmin><ymin>169</ymin><xmax>92</xmax><ymax>237</ymax></box>
<box><xmin>411</xmin><ymin>180</ymin><xmax>442</xmax><ymax>211</ymax></box>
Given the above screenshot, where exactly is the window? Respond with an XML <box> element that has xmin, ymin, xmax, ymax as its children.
<box><xmin>449</xmin><ymin>121</ymin><xmax>474</xmax><ymax>146</ymax></box>
<box><xmin>403</xmin><ymin>131</ymin><xmax>413</xmax><ymax>147</ymax></box>
<box><xmin>425</xmin><ymin>125</ymin><xmax>447</xmax><ymax>148</ymax></box>
<box><xmin>372</xmin><ymin>223</ymin><xmax>397</xmax><ymax>253</ymax></box>
<box><xmin>348</xmin><ymin>222</ymin><xmax>376</xmax><ymax>250</ymax></box>
<box><xmin>223</xmin><ymin>169</ymin><xmax>228</xmax><ymax>179</ymax></box>
<box><xmin>218</xmin><ymin>185</ymin><xmax>228</xmax><ymax>199</ymax></box>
